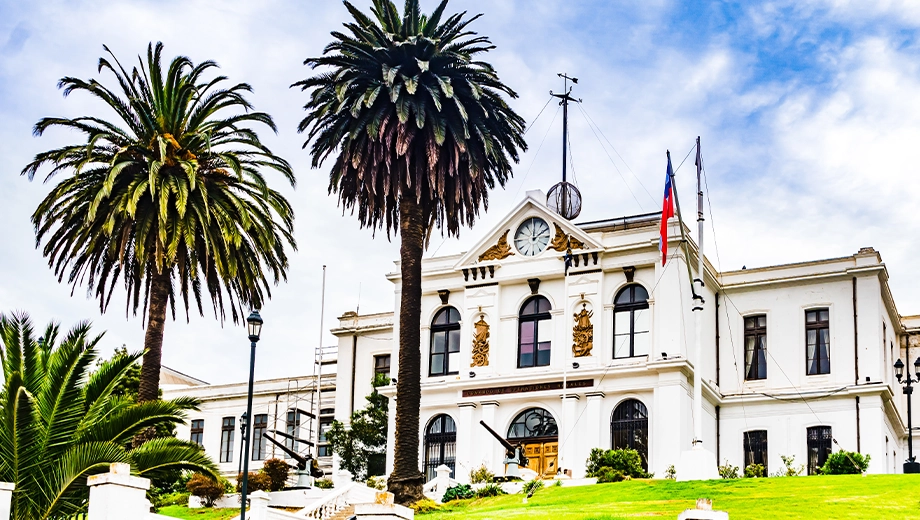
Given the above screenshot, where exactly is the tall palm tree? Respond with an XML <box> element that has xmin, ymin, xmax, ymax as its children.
<box><xmin>295</xmin><ymin>0</ymin><xmax>526</xmax><ymax>502</ymax></box>
<box><xmin>0</xmin><ymin>311</ymin><xmax>217</xmax><ymax>520</ymax></box>
<box><xmin>23</xmin><ymin>43</ymin><xmax>296</xmax><ymax>407</ymax></box>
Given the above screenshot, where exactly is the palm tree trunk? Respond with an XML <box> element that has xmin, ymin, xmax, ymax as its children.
<box><xmin>139</xmin><ymin>270</ymin><xmax>169</xmax><ymax>401</ymax></box>
<box><xmin>388</xmin><ymin>195</ymin><xmax>426</xmax><ymax>505</ymax></box>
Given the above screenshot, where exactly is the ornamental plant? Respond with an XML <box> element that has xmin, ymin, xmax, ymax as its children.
<box><xmin>820</xmin><ymin>451</ymin><xmax>870</xmax><ymax>475</ymax></box>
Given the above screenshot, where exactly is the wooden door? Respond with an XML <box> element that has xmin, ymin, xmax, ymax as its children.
<box><xmin>523</xmin><ymin>442</ymin><xmax>559</xmax><ymax>478</ymax></box>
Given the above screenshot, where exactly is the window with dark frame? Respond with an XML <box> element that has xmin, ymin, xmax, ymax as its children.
<box><xmin>318</xmin><ymin>417</ymin><xmax>333</xmax><ymax>457</ymax></box>
<box><xmin>743</xmin><ymin>430</ymin><xmax>768</xmax><ymax>475</ymax></box>
<box><xmin>251</xmin><ymin>414</ymin><xmax>268</xmax><ymax>461</ymax></box>
<box><xmin>744</xmin><ymin>315</ymin><xmax>767</xmax><ymax>380</ymax></box>
<box><xmin>429</xmin><ymin>308</ymin><xmax>461</xmax><ymax>376</ymax></box>
<box><xmin>285</xmin><ymin>410</ymin><xmax>302</xmax><ymax>452</ymax></box>
<box><xmin>374</xmin><ymin>354</ymin><xmax>391</xmax><ymax>376</ymax></box>
<box><xmin>613</xmin><ymin>285</ymin><xmax>650</xmax><ymax>358</ymax></box>
<box><xmin>518</xmin><ymin>296</ymin><xmax>552</xmax><ymax>368</ymax></box>
<box><xmin>219</xmin><ymin>417</ymin><xmax>235</xmax><ymax>463</ymax></box>
<box><xmin>807</xmin><ymin>426</ymin><xmax>832</xmax><ymax>475</ymax></box>
<box><xmin>190</xmin><ymin>419</ymin><xmax>204</xmax><ymax>447</ymax></box>
<box><xmin>806</xmin><ymin>309</ymin><xmax>830</xmax><ymax>375</ymax></box>
<box><xmin>611</xmin><ymin>400</ymin><xmax>649</xmax><ymax>471</ymax></box>
<box><xmin>424</xmin><ymin>414</ymin><xmax>457</xmax><ymax>482</ymax></box>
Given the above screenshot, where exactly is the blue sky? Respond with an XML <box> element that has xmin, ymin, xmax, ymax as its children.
<box><xmin>1</xmin><ymin>0</ymin><xmax>919</xmax><ymax>383</ymax></box>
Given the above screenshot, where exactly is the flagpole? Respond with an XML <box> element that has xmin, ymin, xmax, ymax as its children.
<box><xmin>692</xmin><ymin>137</ymin><xmax>705</xmax><ymax>446</ymax></box>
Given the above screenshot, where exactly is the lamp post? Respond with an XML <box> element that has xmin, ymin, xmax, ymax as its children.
<box><xmin>240</xmin><ymin>310</ymin><xmax>263</xmax><ymax>520</ymax></box>
<box><xmin>894</xmin><ymin>357</ymin><xmax>920</xmax><ymax>473</ymax></box>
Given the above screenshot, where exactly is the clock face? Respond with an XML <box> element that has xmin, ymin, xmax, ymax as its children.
<box><xmin>514</xmin><ymin>217</ymin><xmax>551</xmax><ymax>257</ymax></box>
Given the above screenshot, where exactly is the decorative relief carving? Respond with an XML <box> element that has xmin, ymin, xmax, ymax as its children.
<box><xmin>572</xmin><ymin>303</ymin><xmax>594</xmax><ymax>357</ymax></box>
<box><xmin>549</xmin><ymin>222</ymin><xmax>586</xmax><ymax>252</ymax></box>
<box><xmin>471</xmin><ymin>316</ymin><xmax>490</xmax><ymax>367</ymax></box>
<box><xmin>478</xmin><ymin>230</ymin><xmax>514</xmax><ymax>262</ymax></box>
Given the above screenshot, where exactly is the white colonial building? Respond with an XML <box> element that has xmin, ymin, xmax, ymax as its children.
<box><xmin>163</xmin><ymin>352</ymin><xmax>337</xmax><ymax>478</ymax></box>
<box><xmin>332</xmin><ymin>189</ymin><xmax>920</xmax><ymax>482</ymax></box>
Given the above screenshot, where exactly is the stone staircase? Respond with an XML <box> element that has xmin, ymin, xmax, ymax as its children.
<box><xmin>327</xmin><ymin>505</ymin><xmax>355</xmax><ymax>520</ymax></box>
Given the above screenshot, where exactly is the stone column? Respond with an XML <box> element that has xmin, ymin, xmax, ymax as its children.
<box><xmin>86</xmin><ymin>463</ymin><xmax>151</xmax><ymax>520</ymax></box>
<box><xmin>582</xmin><ymin>392</ymin><xmax>606</xmax><ymax>476</ymax></box>
<box><xmin>561</xmin><ymin>395</ymin><xmax>579</xmax><ymax>476</ymax></box>
<box><xmin>480</xmin><ymin>401</ymin><xmax>500</xmax><ymax>472</ymax></box>
<box><xmin>456</xmin><ymin>403</ymin><xmax>477</xmax><ymax>483</ymax></box>
<box><xmin>0</xmin><ymin>482</ymin><xmax>14</xmax><ymax>520</ymax></box>
<box><xmin>247</xmin><ymin>490</ymin><xmax>270</xmax><ymax>520</ymax></box>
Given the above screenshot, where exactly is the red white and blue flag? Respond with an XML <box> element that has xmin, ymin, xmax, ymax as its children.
<box><xmin>659</xmin><ymin>156</ymin><xmax>675</xmax><ymax>266</ymax></box>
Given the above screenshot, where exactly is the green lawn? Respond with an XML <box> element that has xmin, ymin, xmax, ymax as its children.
<box><xmin>421</xmin><ymin>475</ymin><xmax>920</xmax><ymax>519</ymax></box>
<box><xmin>157</xmin><ymin>505</ymin><xmax>242</xmax><ymax>519</ymax></box>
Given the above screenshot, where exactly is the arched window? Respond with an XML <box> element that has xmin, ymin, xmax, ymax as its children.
<box><xmin>613</xmin><ymin>285</ymin><xmax>650</xmax><ymax>358</ymax></box>
<box><xmin>611</xmin><ymin>399</ymin><xmax>649</xmax><ymax>471</ymax></box>
<box><xmin>507</xmin><ymin>408</ymin><xmax>558</xmax><ymax>440</ymax></box>
<box><xmin>430</xmin><ymin>307</ymin><xmax>461</xmax><ymax>376</ymax></box>
<box><xmin>424</xmin><ymin>414</ymin><xmax>456</xmax><ymax>481</ymax></box>
<box><xmin>519</xmin><ymin>296</ymin><xmax>552</xmax><ymax>368</ymax></box>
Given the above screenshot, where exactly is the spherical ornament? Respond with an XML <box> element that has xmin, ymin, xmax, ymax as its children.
<box><xmin>547</xmin><ymin>181</ymin><xmax>582</xmax><ymax>220</ymax></box>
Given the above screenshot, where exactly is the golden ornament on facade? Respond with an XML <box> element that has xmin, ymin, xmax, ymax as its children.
<box><xmin>572</xmin><ymin>303</ymin><xmax>593</xmax><ymax>357</ymax></box>
<box><xmin>471</xmin><ymin>316</ymin><xmax>491</xmax><ymax>367</ymax></box>
<box><xmin>549</xmin><ymin>222</ymin><xmax>586</xmax><ymax>252</ymax></box>
<box><xmin>478</xmin><ymin>230</ymin><xmax>514</xmax><ymax>261</ymax></box>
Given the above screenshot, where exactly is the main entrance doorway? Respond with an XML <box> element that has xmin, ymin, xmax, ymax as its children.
<box><xmin>507</xmin><ymin>407</ymin><xmax>558</xmax><ymax>478</ymax></box>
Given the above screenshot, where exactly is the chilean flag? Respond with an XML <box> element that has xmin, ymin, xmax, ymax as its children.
<box><xmin>659</xmin><ymin>155</ymin><xmax>675</xmax><ymax>266</ymax></box>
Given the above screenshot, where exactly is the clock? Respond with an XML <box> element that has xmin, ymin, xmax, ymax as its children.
<box><xmin>514</xmin><ymin>217</ymin><xmax>551</xmax><ymax>257</ymax></box>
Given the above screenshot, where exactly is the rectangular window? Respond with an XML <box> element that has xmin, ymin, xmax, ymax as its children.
<box><xmin>807</xmin><ymin>426</ymin><xmax>833</xmax><ymax>475</ymax></box>
<box><xmin>743</xmin><ymin>430</ymin><xmax>768</xmax><ymax>475</ymax></box>
<box><xmin>220</xmin><ymin>417</ymin><xmax>235</xmax><ymax>463</ymax></box>
<box><xmin>806</xmin><ymin>309</ymin><xmax>831</xmax><ymax>375</ymax></box>
<box><xmin>374</xmin><ymin>354</ymin><xmax>391</xmax><ymax>376</ymax></box>
<box><xmin>285</xmin><ymin>410</ymin><xmax>302</xmax><ymax>452</ymax></box>
<box><xmin>190</xmin><ymin>419</ymin><xmax>204</xmax><ymax>447</ymax></box>
<box><xmin>744</xmin><ymin>315</ymin><xmax>767</xmax><ymax>380</ymax></box>
<box><xmin>251</xmin><ymin>414</ymin><xmax>268</xmax><ymax>461</ymax></box>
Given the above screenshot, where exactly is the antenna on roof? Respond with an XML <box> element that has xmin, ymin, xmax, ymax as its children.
<box><xmin>548</xmin><ymin>73</ymin><xmax>582</xmax><ymax>220</ymax></box>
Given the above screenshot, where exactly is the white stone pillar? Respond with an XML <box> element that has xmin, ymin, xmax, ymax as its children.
<box><xmin>248</xmin><ymin>490</ymin><xmax>270</xmax><ymax>520</ymax></box>
<box><xmin>561</xmin><ymin>395</ymin><xmax>579</xmax><ymax>476</ymax></box>
<box><xmin>582</xmin><ymin>392</ymin><xmax>605</xmax><ymax>476</ymax></box>
<box><xmin>0</xmin><ymin>482</ymin><xmax>14</xmax><ymax>520</ymax></box>
<box><xmin>456</xmin><ymin>403</ymin><xmax>476</xmax><ymax>483</ymax></box>
<box><xmin>86</xmin><ymin>463</ymin><xmax>150</xmax><ymax>520</ymax></box>
<box><xmin>480</xmin><ymin>401</ymin><xmax>499</xmax><ymax>473</ymax></box>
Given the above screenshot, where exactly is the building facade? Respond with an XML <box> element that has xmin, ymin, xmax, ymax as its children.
<box><xmin>163</xmin><ymin>363</ymin><xmax>337</xmax><ymax>477</ymax></box>
<box><xmin>332</xmin><ymin>190</ymin><xmax>919</xmax><ymax>482</ymax></box>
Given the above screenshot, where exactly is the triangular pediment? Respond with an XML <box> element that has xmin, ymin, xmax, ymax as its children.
<box><xmin>455</xmin><ymin>190</ymin><xmax>604</xmax><ymax>270</ymax></box>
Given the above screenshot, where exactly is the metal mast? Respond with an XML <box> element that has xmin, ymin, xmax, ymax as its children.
<box><xmin>548</xmin><ymin>74</ymin><xmax>583</xmax><ymax>220</ymax></box>
<box><xmin>692</xmin><ymin>137</ymin><xmax>705</xmax><ymax>446</ymax></box>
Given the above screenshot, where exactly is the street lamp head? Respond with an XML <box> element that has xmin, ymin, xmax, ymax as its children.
<box><xmin>247</xmin><ymin>310</ymin><xmax>263</xmax><ymax>342</ymax></box>
<box><xmin>895</xmin><ymin>358</ymin><xmax>905</xmax><ymax>381</ymax></box>
<box><xmin>913</xmin><ymin>357</ymin><xmax>920</xmax><ymax>380</ymax></box>
<box><xmin>240</xmin><ymin>412</ymin><xmax>248</xmax><ymax>433</ymax></box>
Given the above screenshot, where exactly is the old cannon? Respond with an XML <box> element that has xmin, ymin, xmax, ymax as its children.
<box><xmin>479</xmin><ymin>420</ymin><xmax>528</xmax><ymax>479</ymax></box>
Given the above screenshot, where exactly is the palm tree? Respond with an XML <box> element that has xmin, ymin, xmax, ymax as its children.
<box><xmin>22</xmin><ymin>43</ymin><xmax>296</xmax><ymax>408</ymax></box>
<box><xmin>295</xmin><ymin>0</ymin><xmax>526</xmax><ymax>502</ymax></box>
<box><xmin>0</xmin><ymin>311</ymin><xmax>217</xmax><ymax>520</ymax></box>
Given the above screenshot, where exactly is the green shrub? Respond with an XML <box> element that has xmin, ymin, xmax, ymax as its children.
<box><xmin>521</xmin><ymin>479</ymin><xmax>544</xmax><ymax>495</ymax></box>
<box><xmin>586</xmin><ymin>448</ymin><xmax>651</xmax><ymax>480</ymax></box>
<box><xmin>261</xmin><ymin>458</ymin><xmax>290</xmax><ymax>491</ymax></box>
<box><xmin>151</xmin><ymin>491</ymin><xmax>190</xmax><ymax>509</ymax></box>
<box><xmin>475</xmin><ymin>483</ymin><xmax>507</xmax><ymax>498</ymax></box>
<box><xmin>778</xmin><ymin>455</ymin><xmax>804</xmax><ymax>476</ymax></box>
<box><xmin>553</xmin><ymin>479</ymin><xmax>563</xmax><ymax>487</ymax></box>
<box><xmin>236</xmin><ymin>472</ymin><xmax>272</xmax><ymax>493</ymax></box>
<box><xmin>744</xmin><ymin>463</ymin><xmax>765</xmax><ymax>478</ymax></box>
<box><xmin>665</xmin><ymin>465</ymin><xmax>676</xmax><ymax>480</ymax></box>
<box><xmin>186</xmin><ymin>473</ymin><xmax>226</xmax><ymax>507</ymax></box>
<box><xmin>410</xmin><ymin>498</ymin><xmax>440</xmax><ymax>513</ymax></box>
<box><xmin>594</xmin><ymin>467</ymin><xmax>626</xmax><ymax>483</ymax></box>
<box><xmin>314</xmin><ymin>478</ymin><xmax>334</xmax><ymax>489</ymax></box>
<box><xmin>820</xmin><ymin>451</ymin><xmax>870</xmax><ymax>475</ymax></box>
<box><xmin>718</xmin><ymin>461</ymin><xmax>740</xmax><ymax>479</ymax></box>
<box><xmin>442</xmin><ymin>483</ymin><xmax>475</xmax><ymax>502</ymax></box>
<box><xmin>366</xmin><ymin>475</ymin><xmax>387</xmax><ymax>490</ymax></box>
<box><xmin>469</xmin><ymin>464</ymin><xmax>495</xmax><ymax>484</ymax></box>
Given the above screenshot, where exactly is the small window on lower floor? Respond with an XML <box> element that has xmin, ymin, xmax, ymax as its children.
<box><xmin>374</xmin><ymin>354</ymin><xmax>391</xmax><ymax>376</ymax></box>
<box><xmin>807</xmin><ymin>426</ymin><xmax>832</xmax><ymax>475</ymax></box>
<box><xmin>743</xmin><ymin>430</ymin><xmax>768</xmax><ymax>475</ymax></box>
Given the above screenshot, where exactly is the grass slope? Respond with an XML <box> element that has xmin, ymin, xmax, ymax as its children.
<box><xmin>158</xmin><ymin>505</ymin><xmax>241</xmax><ymax>519</ymax></box>
<box><xmin>422</xmin><ymin>475</ymin><xmax>920</xmax><ymax>519</ymax></box>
